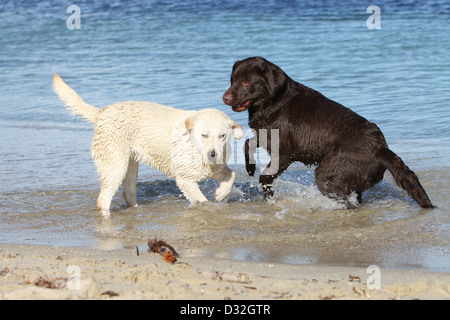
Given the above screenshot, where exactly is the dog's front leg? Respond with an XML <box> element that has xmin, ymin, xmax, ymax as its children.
<box><xmin>176</xmin><ymin>178</ymin><xmax>208</xmax><ymax>203</ymax></box>
<box><xmin>244</xmin><ymin>137</ymin><xmax>257</xmax><ymax>176</ymax></box>
<box><xmin>213</xmin><ymin>166</ymin><xmax>235</xmax><ymax>202</ymax></box>
<box><xmin>259</xmin><ymin>157</ymin><xmax>290</xmax><ymax>199</ymax></box>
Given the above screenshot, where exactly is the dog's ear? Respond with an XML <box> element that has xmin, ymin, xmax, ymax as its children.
<box><xmin>229</xmin><ymin>121</ymin><xmax>244</xmax><ymax>139</ymax></box>
<box><xmin>262</xmin><ymin>61</ymin><xmax>287</xmax><ymax>97</ymax></box>
<box><xmin>230</xmin><ymin>60</ymin><xmax>241</xmax><ymax>83</ymax></box>
<box><xmin>232</xmin><ymin>59</ymin><xmax>242</xmax><ymax>71</ymax></box>
<box><xmin>184</xmin><ymin>116</ymin><xmax>196</xmax><ymax>135</ymax></box>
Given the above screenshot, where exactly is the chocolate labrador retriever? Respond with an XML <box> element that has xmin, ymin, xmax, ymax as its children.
<box><xmin>223</xmin><ymin>56</ymin><xmax>434</xmax><ymax>208</ymax></box>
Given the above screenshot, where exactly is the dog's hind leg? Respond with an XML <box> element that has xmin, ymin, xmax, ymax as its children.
<box><xmin>314</xmin><ymin>151</ymin><xmax>354</xmax><ymax>206</ymax></box>
<box><xmin>95</xmin><ymin>154</ymin><xmax>130</xmax><ymax>215</ymax></box>
<box><xmin>314</xmin><ymin>153</ymin><xmax>379</xmax><ymax>208</ymax></box>
<box><xmin>123</xmin><ymin>157</ymin><xmax>139</xmax><ymax>208</ymax></box>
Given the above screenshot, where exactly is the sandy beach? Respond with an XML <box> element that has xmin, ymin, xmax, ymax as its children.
<box><xmin>0</xmin><ymin>243</ymin><xmax>448</xmax><ymax>300</ymax></box>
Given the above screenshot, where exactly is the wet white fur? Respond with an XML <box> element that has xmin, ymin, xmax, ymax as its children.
<box><xmin>53</xmin><ymin>74</ymin><xmax>244</xmax><ymax>215</ymax></box>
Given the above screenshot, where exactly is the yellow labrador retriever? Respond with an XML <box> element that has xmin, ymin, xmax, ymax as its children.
<box><xmin>53</xmin><ymin>74</ymin><xmax>244</xmax><ymax>215</ymax></box>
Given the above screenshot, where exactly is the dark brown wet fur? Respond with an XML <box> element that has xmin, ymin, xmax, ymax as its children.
<box><xmin>223</xmin><ymin>56</ymin><xmax>434</xmax><ymax>208</ymax></box>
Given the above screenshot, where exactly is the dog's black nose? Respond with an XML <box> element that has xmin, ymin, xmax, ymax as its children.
<box><xmin>210</xmin><ymin>149</ymin><xmax>216</xmax><ymax>158</ymax></box>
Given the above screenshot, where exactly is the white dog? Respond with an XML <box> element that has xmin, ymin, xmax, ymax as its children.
<box><xmin>53</xmin><ymin>74</ymin><xmax>244</xmax><ymax>215</ymax></box>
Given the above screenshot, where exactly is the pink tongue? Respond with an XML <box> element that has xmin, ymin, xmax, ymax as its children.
<box><xmin>242</xmin><ymin>100</ymin><xmax>250</xmax><ymax>107</ymax></box>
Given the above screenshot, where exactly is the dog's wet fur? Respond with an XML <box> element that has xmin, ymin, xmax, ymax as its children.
<box><xmin>223</xmin><ymin>56</ymin><xmax>434</xmax><ymax>208</ymax></box>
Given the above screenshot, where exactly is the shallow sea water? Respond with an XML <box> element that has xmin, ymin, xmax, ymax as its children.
<box><xmin>0</xmin><ymin>0</ymin><xmax>449</xmax><ymax>272</ymax></box>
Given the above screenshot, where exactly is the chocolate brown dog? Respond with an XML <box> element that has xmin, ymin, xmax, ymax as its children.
<box><xmin>223</xmin><ymin>56</ymin><xmax>434</xmax><ymax>208</ymax></box>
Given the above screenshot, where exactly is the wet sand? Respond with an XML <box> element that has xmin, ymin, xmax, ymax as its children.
<box><xmin>0</xmin><ymin>243</ymin><xmax>448</xmax><ymax>300</ymax></box>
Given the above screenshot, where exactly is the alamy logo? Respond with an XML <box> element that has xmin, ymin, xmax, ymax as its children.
<box><xmin>367</xmin><ymin>5</ymin><xmax>381</xmax><ymax>29</ymax></box>
<box><xmin>66</xmin><ymin>5</ymin><xmax>81</xmax><ymax>30</ymax></box>
<box><xmin>66</xmin><ymin>265</ymin><xmax>81</xmax><ymax>290</ymax></box>
<box><xmin>366</xmin><ymin>265</ymin><xmax>381</xmax><ymax>289</ymax></box>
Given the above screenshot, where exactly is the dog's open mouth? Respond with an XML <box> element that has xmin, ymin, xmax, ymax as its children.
<box><xmin>232</xmin><ymin>100</ymin><xmax>250</xmax><ymax>112</ymax></box>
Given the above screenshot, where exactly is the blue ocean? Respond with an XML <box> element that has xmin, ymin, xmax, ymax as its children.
<box><xmin>0</xmin><ymin>0</ymin><xmax>449</xmax><ymax>272</ymax></box>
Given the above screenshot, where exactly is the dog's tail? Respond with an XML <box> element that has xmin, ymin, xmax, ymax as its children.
<box><xmin>376</xmin><ymin>148</ymin><xmax>434</xmax><ymax>208</ymax></box>
<box><xmin>52</xmin><ymin>73</ymin><xmax>100</xmax><ymax>123</ymax></box>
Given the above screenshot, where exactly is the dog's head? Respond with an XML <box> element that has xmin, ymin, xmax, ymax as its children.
<box><xmin>185</xmin><ymin>109</ymin><xmax>244</xmax><ymax>164</ymax></box>
<box><xmin>222</xmin><ymin>56</ymin><xmax>288</xmax><ymax>112</ymax></box>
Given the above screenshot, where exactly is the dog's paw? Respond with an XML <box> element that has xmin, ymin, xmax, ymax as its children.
<box><xmin>215</xmin><ymin>184</ymin><xmax>232</xmax><ymax>202</ymax></box>
<box><xmin>101</xmin><ymin>209</ymin><xmax>111</xmax><ymax>216</ymax></box>
<box><xmin>246</xmin><ymin>163</ymin><xmax>256</xmax><ymax>177</ymax></box>
<box><xmin>262</xmin><ymin>185</ymin><xmax>274</xmax><ymax>200</ymax></box>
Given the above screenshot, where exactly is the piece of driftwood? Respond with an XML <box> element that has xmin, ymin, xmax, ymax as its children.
<box><xmin>147</xmin><ymin>238</ymin><xmax>180</xmax><ymax>263</ymax></box>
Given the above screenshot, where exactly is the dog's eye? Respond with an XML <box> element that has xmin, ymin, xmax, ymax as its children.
<box><xmin>202</xmin><ymin>134</ymin><xmax>209</xmax><ymax>139</ymax></box>
<box><xmin>242</xmin><ymin>81</ymin><xmax>250</xmax><ymax>86</ymax></box>
<box><xmin>219</xmin><ymin>134</ymin><xmax>226</xmax><ymax>139</ymax></box>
